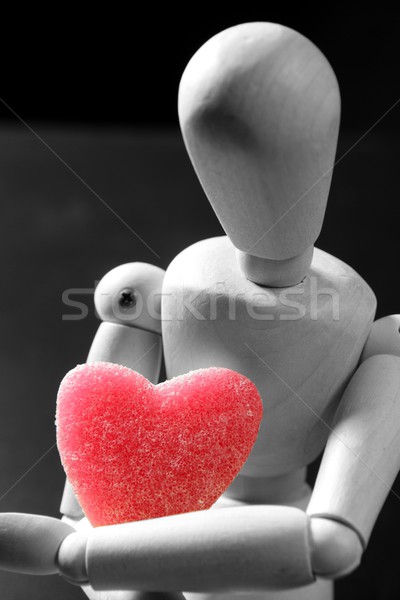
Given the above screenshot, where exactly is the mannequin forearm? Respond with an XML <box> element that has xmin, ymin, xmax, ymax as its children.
<box><xmin>308</xmin><ymin>354</ymin><xmax>400</xmax><ymax>546</ymax></box>
<box><xmin>58</xmin><ymin>505</ymin><xmax>315</xmax><ymax>592</ymax></box>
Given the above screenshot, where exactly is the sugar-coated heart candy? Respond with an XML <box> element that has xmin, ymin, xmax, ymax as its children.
<box><xmin>56</xmin><ymin>363</ymin><xmax>263</xmax><ymax>526</ymax></box>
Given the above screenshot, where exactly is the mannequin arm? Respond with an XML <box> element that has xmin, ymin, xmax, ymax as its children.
<box><xmin>55</xmin><ymin>352</ymin><xmax>400</xmax><ymax>591</ymax></box>
<box><xmin>59</xmin><ymin>262</ymin><xmax>164</xmax><ymax>599</ymax></box>
<box><xmin>57</xmin><ymin>505</ymin><xmax>314</xmax><ymax>592</ymax></box>
<box><xmin>0</xmin><ymin>507</ymin><xmax>362</xmax><ymax>591</ymax></box>
<box><xmin>60</xmin><ymin>262</ymin><xmax>165</xmax><ymax>522</ymax></box>
<box><xmin>307</xmin><ymin>352</ymin><xmax>400</xmax><ymax>560</ymax></box>
<box><xmin>7</xmin><ymin>355</ymin><xmax>399</xmax><ymax>591</ymax></box>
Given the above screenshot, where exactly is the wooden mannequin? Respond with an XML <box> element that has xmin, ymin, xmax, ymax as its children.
<box><xmin>60</xmin><ymin>261</ymin><xmax>169</xmax><ymax>600</ymax></box>
<box><xmin>1</xmin><ymin>21</ymin><xmax>400</xmax><ymax>600</ymax></box>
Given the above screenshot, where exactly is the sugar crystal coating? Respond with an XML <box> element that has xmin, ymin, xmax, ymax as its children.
<box><xmin>56</xmin><ymin>362</ymin><xmax>263</xmax><ymax>526</ymax></box>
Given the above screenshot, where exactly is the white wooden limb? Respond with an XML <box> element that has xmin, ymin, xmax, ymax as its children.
<box><xmin>57</xmin><ymin>506</ymin><xmax>315</xmax><ymax>592</ymax></box>
<box><xmin>307</xmin><ymin>354</ymin><xmax>400</xmax><ymax>546</ymax></box>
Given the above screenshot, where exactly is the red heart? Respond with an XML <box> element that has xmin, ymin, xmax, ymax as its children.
<box><xmin>56</xmin><ymin>363</ymin><xmax>263</xmax><ymax>526</ymax></box>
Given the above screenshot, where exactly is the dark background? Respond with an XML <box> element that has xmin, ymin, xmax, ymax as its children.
<box><xmin>0</xmin><ymin>7</ymin><xmax>399</xmax><ymax>600</ymax></box>
<box><xmin>0</xmin><ymin>8</ymin><xmax>399</xmax><ymax>134</ymax></box>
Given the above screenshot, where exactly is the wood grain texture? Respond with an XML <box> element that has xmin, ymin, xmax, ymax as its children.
<box><xmin>307</xmin><ymin>354</ymin><xmax>400</xmax><ymax>545</ymax></box>
<box><xmin>178</xmin><ymin>23</ymin><xmax>340</xmax><ymax>265</ymax></box>
<box><xmin>236</xmin><ymin>246</ymin><xmax>314</xmax><ymax>287</ymax></box>
<box><xmin>87</xmin><ymin>322</ymin><xmax>162</xmax><ymax>382</ymax></box>
<box><xmin>0</xmin><ymin>513</ymin><xmax>74</xmax><ymax>575</ymax></box>
<box><xmin>93</xmin><ymin>263</ymin><xmax>165</xmax><ymax>334</ymax></box>
<box><xmin>59</xmin><ymin>519</ymin><xmax>151</xmax><ymax>600</ymax></box>
<box><xmin>85</xmin><ymin>506</ymin><xmax>314</xmax><ymax>592</ymax></box>
<box><xmin>82</xmin><ymin>589</ymin><xmax>166</xmax><ymax>600</ymax></box>
<box><xmin>0</xmin><ymin>125</ymin><xmax>397</xmax><ymax>600</ymax></box>
<box><xmin>162</xmin><ymin>236</ymin><xmax>376</xmax><ymax>477</ymax></box>
<box><xmin>309</xmin><ymin>517</ymin><xmax>362</xmax><ymax>578</ymax></box>
<box><xmin>361</xmin><ymin>314</ymin><xmax>400</xmax><ymax>362</ymax></box>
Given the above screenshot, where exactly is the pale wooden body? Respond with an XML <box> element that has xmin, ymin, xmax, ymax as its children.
<box><xmin>183</xmin><ymin>490</ymin><xmax>333</xmax><ymax>600</ymax></box>
<box><xmin>86</xmin><ymin>506</ymin><xmax>313</xmax><ymax>592</ymax></box>
<box><xmin>307</xmin><ymin>353</ymin><xmax>400</xmax><ymax>545</ymax></box>
<box><xmin>158</xmin><ymin>235</ymin><xmax>375</xmax><ymax>600</ymax></box>
<box><xmin>179</xmin><ymin>23</ymin><xmax>340</xmax><ymax>263</ymax></box>
<box><xmin>61</xmin><ymin>322</ymin><xmax>163</xmax><ymax>524</ymax></box>
<box><xmin>0</xmin><ymin>513</ymin><xmax>73</xmax><ymax>575</ymax></box>
<box><xmin>361</xmin><ymin>314</ymin><xmax>400</xmax><ymax>361</ymax></box>
<box><xmin>162</xmin><ymin>236</ymin><xmax>376</xmax><ymax>478</ymax></box>
<box><xmin>2</xmin><ymin>19</ymin><xmax>400</xmax><ymax>600</ymax></box>
<box><xmin>88</xmin><ymin>322</ymin><xmax>162</xmax><ymax>382</ymax></box>
<box><xmin>94</xmin><ymin>262</ymin><xmax>165</xmax><ymax>334</ymax></box>
<box><xmin>46</xmin><ymin>19</ymin><xmax>400</xmax><ymax>600</ymax></box>
<box><xmin>179</xmin><ymin>23</ymin><xmax>340</xmax><ymax>288</ymax></box>
<box><xmin>53</xmin><ymin>21</ymin><xmax>400</xmax><ymax>600</ymax></box>
<box><xmin>60</xmin><ymin>263</ymin><xmax>165</xmax><ymax>600</ymax></box>
<box><xmin>52</xmin><ymin>252</ymin><xmax>400</xmax><ymax>600</ymax></box>
<box><xmin>53</xmin><ymin>310</ymin><xmax>400</xmax><ymax>600</ymax></box>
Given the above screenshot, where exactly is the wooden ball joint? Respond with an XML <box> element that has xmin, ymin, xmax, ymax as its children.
<box><xmin>1</xmin><ymin>21</ymin><xmax>400</xmax><ymax>600</ymax></box>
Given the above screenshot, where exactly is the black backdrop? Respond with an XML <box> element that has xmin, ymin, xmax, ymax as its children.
<box><xmin>0</xmin><ymin>7</ymin><xmax>399</xmax><ymax>600</ymax></box>
<box><xmin>1</xmin><ymin>8</ymin><xmax>399</xmax><ymax>133</ymax></box>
